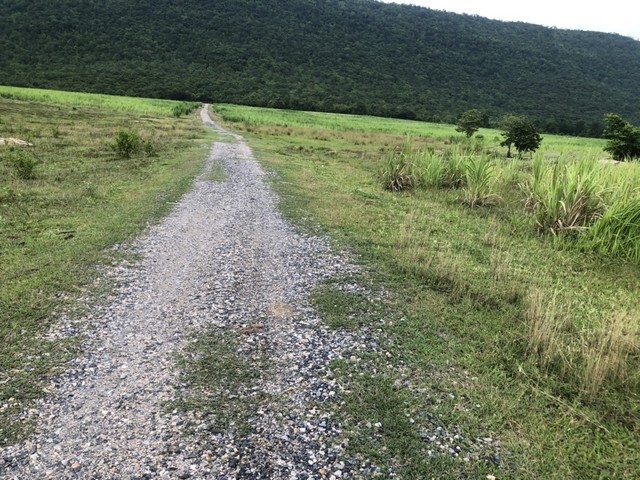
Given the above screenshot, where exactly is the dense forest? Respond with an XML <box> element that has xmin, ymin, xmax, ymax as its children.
<box><xmin>1</xmin><ymin>0</ymin><xmax>639</xmax><ymax>135</ymax></box>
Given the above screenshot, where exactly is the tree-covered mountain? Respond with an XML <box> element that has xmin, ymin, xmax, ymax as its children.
<box><xmin>1</xmin><ymin>0</ymin><xmax>639</xmax><ymax>135</ymax></box>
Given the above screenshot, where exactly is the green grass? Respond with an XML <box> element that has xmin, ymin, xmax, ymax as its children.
<box><xmin>216</xmin><ymin>103</ymin><xmax>465</xmax><ymax>139</ymax></box>
<box><xmin>0</xmin><ymin>92</ymin><xmax>212</xmax><ymax>445</ymax></box>
<box><xmin>0</xmin><ymin>85</ymin><xmax>199</xmax><ymax>116</ymax></box>
<box><xmin>215</xmin><ymin>103</ymin><xmax>640</xmax><ymax>479</ymax></box>
<box><xmin>170</xmin><ymin>329</ymin><xmax>268</xmax><ymax>435</ymax></box>
<box><xmin>215</xmin><ymin>103</ymin><xmax>610</xmax><ymax>152</ymax></box>
<box><xmin>310</xmin><ymin>280</ymin><xmax>378</xmax><ymax>330</ymax></box>
<box><xmin>204</xmin><ymin>164</ymin><xmax>228</xmax><ymax>182</ymax></box>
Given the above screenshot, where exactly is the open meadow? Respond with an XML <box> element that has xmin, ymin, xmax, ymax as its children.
<box><xmin>1</xmin><ymin>86</ymin><xmax>638</xmax><ymax>478</ymax></box>
<box><xmin>0</xmin><ymin>86</ymin><xmax>210</xmax><ymax>445</ymax></box>
<box><xmin>214</xmin><ymin>103</ymin><xmax>640</xmax><ymax>479</ymax></box>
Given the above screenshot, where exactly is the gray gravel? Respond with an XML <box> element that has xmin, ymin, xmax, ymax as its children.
<box><xmin>0</xmin><ymin>107</ymin><xmax>370</xmax><ymax>479</ymax></box>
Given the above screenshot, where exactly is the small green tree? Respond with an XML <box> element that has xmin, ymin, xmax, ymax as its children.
<box><xmin>499</xmin><ymin>115</ymin><xmax>542</xmax><ymax>158</ymax></box>
<box><xmin>602</xmin><ymin>113</ymin><xmax>640</xmax><ymax>161</ymax></box>
<box><xmin>455</xmin><ymin>109</ymin><xmax>485</xmax><ymax>137</ymax></box>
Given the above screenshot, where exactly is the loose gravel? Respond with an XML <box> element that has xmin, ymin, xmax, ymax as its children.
<box><xmin>0</xmin><ymin>107</ymin><xmax>373</xmax><ymax>479</ymax></box>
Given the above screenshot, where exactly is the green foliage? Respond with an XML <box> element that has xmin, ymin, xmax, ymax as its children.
<box><xmin>233</xmin><ymin>104</ymin><xmax>640</xmax><ymax>478</ymax></box>
<box><xmin>110</xmin><ymin>129</ymin><xmax>141</xmax><ymax>158</ymax></box>
<box><xmin>416</xmin><ymin>150</ymin><xmax>446</xmax><ymax>188</ymax></box>
<box><xmin>522</xmin><ymin>156</ymin><xmax>606</xmax><ymax>235</ymax></box>
<box><xmin>602</xmin><ymin>113</ymin><xmax>640</xmax><ymax>161</ymax></box>
<box><xmin>587</xmin><ymin>193</ymin><xmax>640</xmax><ymax>263</ymax></box>
<box><xmin>500</xmin><ymin>115</ymin><xmax>542</xmax><ymax>157</ymax></box>
<box><xmin>0</xmin><ymin>85</ymin><xmax>197</xmax><ymax>117</ymax></box>
<box><xmin>463</xmin><ymin>155</ymin><xmax>498</xmax><ymax>207</ymax></box>
<box><xmin>4</xmin><ymin>147</ymin><xmax>38</xmax><ymax>179</ymax></box>
<box><xmin>380</xmin><ymin>144</ymin><xmax>417</xmax><ymax>192</ymax></box>
<box><xmin>171</xmin><ymin>102</ymin><xmax>200</xmax><ymax>118</ymax></box>
<box><xmin>1</xmin><ymin>1</ymin><xmax>639</xmax><ymax>131</ymax></box>
<box><xmin>50</xmin><ymin>124</ymin><xmax>61</xmax><ymax>138</ymax></box>
<box><xmin>142</xmin><ymin>139</ymin><xmax>156</xmax><ymax>157</ymax></box>
<box><xmin>455</xmin><ymin>109</ymin><xmax>485</xmax><ymax>137</ymax></box>
<box><xmin>440</xmin><ymin>151</ymin><xmax>468</xmax><ymax>188</ymax></box>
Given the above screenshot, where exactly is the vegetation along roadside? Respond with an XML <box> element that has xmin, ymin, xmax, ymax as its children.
<box><xmin>0</xmin><ymin>86</ymin><xmax>209</xmax><ymax>446</ymax></box>
<box><xmin>214</xmin><ymin>103</ymin><xmax>640</xmax><ymax>479</ymax></box>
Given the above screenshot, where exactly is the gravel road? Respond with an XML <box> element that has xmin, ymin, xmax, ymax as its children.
<box><xmin>0</xmin><ymin>107</ymin><xmax>374</xmax><ymax>479</ymax></box>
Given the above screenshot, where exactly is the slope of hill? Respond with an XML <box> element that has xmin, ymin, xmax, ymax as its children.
<box><xmin>1</xmin><ymin>0</ymin><xmax>639</xmax><ymax>134</ymax></box>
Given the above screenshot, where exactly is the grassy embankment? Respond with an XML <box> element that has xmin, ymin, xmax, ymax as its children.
<box><xmin>214</xmin><ymin>103</ymin><xmax>640</xmax><ymax>479</ymax></box>
<box><xmin>0</xmin><ymin>86</ymin><xmax>210</xmax><ymax>445</ymax></box>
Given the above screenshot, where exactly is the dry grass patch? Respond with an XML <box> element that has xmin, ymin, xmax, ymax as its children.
<box><xmin>582</xmin><ymin>311</ymin><xmax>639</xmax><ymax>393</ymax></box>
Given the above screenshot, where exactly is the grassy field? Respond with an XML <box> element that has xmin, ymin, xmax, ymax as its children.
<box><xmin>214</xmin><ymin>104</ymin><xmax>640</xmax><ymax>479</ymax></box>
<box><xmin>215</xmin><ymin>103</ymin><xmax>608</xmax><ymax>151</ymax></box>
<box><xmin>0</xmin><ymin>89</ymin><xmax>211</xmax><ymax>445</ymax></box>
<box><xmin>0</xmin><ymin>85</ymin><xmax>199</xmax><ymax>116</ymax></box>
<box><xmin>2</xmin><ymin>88</ymin><xmax>638</xmax><ymax>477</ymax></box>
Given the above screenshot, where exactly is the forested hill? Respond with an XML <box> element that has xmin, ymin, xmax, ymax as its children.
<box><xmin>1</xmin><ymin>0</ymin><xmax>639</xmax><ymax>134</ymax></box>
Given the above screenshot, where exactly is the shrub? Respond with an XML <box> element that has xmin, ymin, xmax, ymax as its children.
<box><xmin>602</xmin><ymin>113</ymin><xmax>640</xmax><ymax>161</ymax></box>
<box><xmin>110</xmin><ymin>129</ymin><xmax>141</xmax><ymax>158</ymax></box>
<box><xmin>5</xmin><ymin>148</ymin><xmax>38</xmax><ymax>179</ymax></box>
<box><xmin>143</xmin><ymin>139</ymin><xmax>156</xmax><ymax>157</ymax></box>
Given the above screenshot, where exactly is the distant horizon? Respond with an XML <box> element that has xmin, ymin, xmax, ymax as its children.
<box><xmin>379</xmin><ymin>0</ymin><xmax>640</xmax><ymax>40</ymax></box>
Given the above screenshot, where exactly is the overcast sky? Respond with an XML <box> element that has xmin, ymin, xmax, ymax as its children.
<box><xmin>379</xmin><ymin>0</ymin><xmax>640</xmax><ymax>40</ymax></box>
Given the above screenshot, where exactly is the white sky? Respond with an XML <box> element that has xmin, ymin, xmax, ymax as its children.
<box><xmin>379</xmin><ymin>1</ymin><xmax>640</xmax><ymax>40</ymax></box>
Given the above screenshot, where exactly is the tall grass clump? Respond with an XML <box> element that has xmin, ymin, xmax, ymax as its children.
<box><xmin>525</xmin><ymin>289</ymin><xmax>570</xmax><ymax>371</ymax></box>
<box><xmin>414</xmin><ymin>149</ymin><xmax>445</xmax><ymax>188</ymax></box>
<box><xmin>379</xmin><ymin>143</ymin><xmax>418</xmax><ymax>192</ymax></box>
<box><xmin>522</xmin><ymin>155</ymin><xmax>606</xmax><ymax>235</ymax></box>
<box><xmin>388</xmin><ymin>146</ymin><xmax>472</xmax><ymax>192</ymax></box>
<box><xmin>463</xmin><ymin>154</ymin><xmax>499</xmax><ymax>207</ymax></box>
<box><xmin>440</xmin><ymin>149</ymin><xmax>467</xmax><ymax>188</ymax></box>
<box><xmin>582</xmin><ymin>312</ymin><xmax>639</xmax><ymax>393</ymax></box>
<box><xmin>586</xmin><ymin>192</ymin><xmax>640</xmax><ymax>264</ymax></box>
